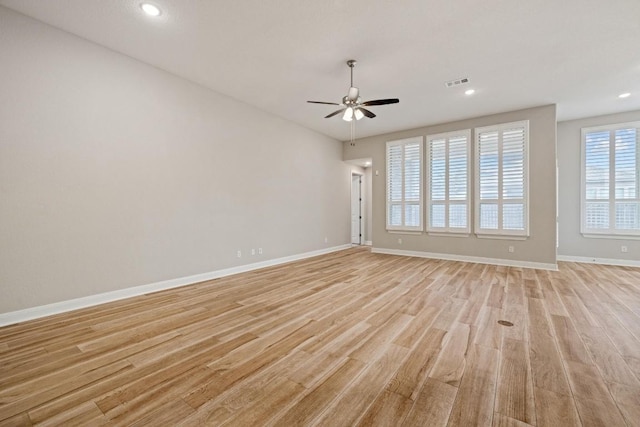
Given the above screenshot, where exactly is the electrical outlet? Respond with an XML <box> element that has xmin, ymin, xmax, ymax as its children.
<box><xmin>324</xmin><ymin>237</ymin><xmax>328</xmax><ymax>243</ymax></box>
<box><xmin>621</xmin><ymin>245</ymin><xmax>628</xmax><ymax>253</ymax></box>
<box><xmin>258</xmin><ymin>248</ymin><xmax>263</xmax><ymax>255</ymax></box>
<box><xmin>398</xmin><ymin>238</ymin><xmax>402</xmax><ymax>244</ymax></box>
<box><xmin>508</xmin><ymin>246</ymin><xmax>514</xmax><ymax>253</ymax></box>
<box><xmin>236</xmin><ymin>250</ymin><xmax>241</xmax><ymax>258</ymax></box>
<box><xmin>251</xmin><ymin>249</ymin><xmax>255</xmax><ymax>255</ymax></box>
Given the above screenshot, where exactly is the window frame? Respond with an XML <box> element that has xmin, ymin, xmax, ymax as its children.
<box><xmin>581</xmin><ymin>121</ymin><xmax>640</xmax><ymax>239</ymax></box>
<box><xmin>385</xmin><ymin>136</ymin><xmax>424</xmax><ymax>232</ymax></box>
<box><xmin>474</xmin><ymin>120</ymin><xmax>530</xmax><ymax>239</ymax></box>
<box><xmin>426</xmin><ymin>129</ymin><xmax>471</xmax><ymax>235</ymax></box>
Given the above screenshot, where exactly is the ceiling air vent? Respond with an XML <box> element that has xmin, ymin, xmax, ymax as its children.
<box><xmin>444</xmin><ymin>77</ymin><xmax>470</xmax><ymax>88</ymax></box>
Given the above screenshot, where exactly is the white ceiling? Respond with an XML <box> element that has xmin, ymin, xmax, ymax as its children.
<box><xmin>2</xmin><ymin>0</ymin><xmax>639</xmax><ymax>141</ymax></box>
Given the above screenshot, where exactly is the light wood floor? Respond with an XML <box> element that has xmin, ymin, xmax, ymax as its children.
<box><xmin>1</xmin><ymin>248</ymin><xmax>640</xmax><ymax>426</ymax></box>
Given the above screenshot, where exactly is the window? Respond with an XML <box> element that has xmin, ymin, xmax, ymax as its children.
<box><xmin>386</xmin><ymin>137</ymin><xmax>423</xmax><ymax>231</ymax></box>
<box><xmin>581</xmin><ymin>122</ymin><xmax>640</xmax><ymax>237</ymax></box>
<box><xmin>427</xmin><ymin>130</ymin><xmax>470</xmax><ymax>234</ymax></box>
<box><xmin>475</xmin><ymin>121</ymin><xmax>529</xmax><ymax>238</ymax></box>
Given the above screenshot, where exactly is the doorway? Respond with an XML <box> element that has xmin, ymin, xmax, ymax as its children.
<box><xmin>351</xmin><ymin>173</ymin><xmax>363</xmax><ymax>245</ymax></box>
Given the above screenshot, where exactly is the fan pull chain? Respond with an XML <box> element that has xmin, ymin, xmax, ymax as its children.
<box><xmin>350</xmin><ymin>118</ymin><xmax>355</xmax><ymax>146</ymax></box>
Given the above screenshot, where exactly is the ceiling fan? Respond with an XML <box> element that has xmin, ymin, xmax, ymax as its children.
<box><xmin>307</xmin><ymin>60</ymin><xmax>399</xmax><ymax>121</ymax></box>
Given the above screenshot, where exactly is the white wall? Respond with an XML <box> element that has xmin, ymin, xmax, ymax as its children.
<box><xmin>343</xmin><ymin>105</ymin><xmax>558</xmax><ymax>267</ymax></box>
<box><xmin>557</xmin><ymin>109</ymin><xmax>640</xmax><ymax>263</ymax></box>
<box><xmin>0</xmin><ymin>7</ymin><xmax>351</xmax><ymax>314</ymax></box>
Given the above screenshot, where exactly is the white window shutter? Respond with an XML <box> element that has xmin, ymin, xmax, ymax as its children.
<box><xmin>584</xmin><ymin>130</ymin><xmax>610</xmax><ymax>230</ymax></box>
<box><xmin>582</xmin><ymin>123</ymin><xmax>640</xmax><ymax>236</ymax></box>
<box><xmin>386</xmin><ymin>137</ymin><xmax>423</xmax><ymax>231</ymax></box>
<box><xmin>427</xmin><ymin>130</ymin><xmax>470</xmax><ymax>233</ymax></box>
<box><xmin>475</xmin><ymin>121</ymin><xmax>529</xmax><ymax>237</ymax></box>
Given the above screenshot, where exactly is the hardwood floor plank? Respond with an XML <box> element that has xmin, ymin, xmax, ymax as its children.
<box><xmin>387</xmin><ymin>327</ymin><xmax>447</xmax><ymax>399</ymax></box>
<box><xmin>537</xmin><ymin>272</ymin><xmax>568</xmax><ymax>316</ymax></box>
<box><xmin>428</xmin><ymin>322</ymin><xmax>471</xmax><ymax>387</ymax></box>
<box><xmin>574</xmin><ymin>396</ymin><xmax>627</xmax><ymax>427</ymax></box>
<box><xmin>550</xmin><ymin>314</ymin><xmax>592</xmax><ymax>365</ymax></box>
<box><xmin>457</xmin><ymin>280</ymin><xmax>490</xmax><ymax>325</ymax></box>
<box><xmin>0</xmin><ymin>412</ymin><xmax>34</xmax><ymax>427</ymax></box>
<box><xmin>355</xmin><ymin>389</ymin><xmax>413</xmax><ymax>427</ymax></box>
<box><xmin>0</xmin><ymin>359</ymin><xmax>132</xmax><ymax>421</ymax></box>
<box><xmin>505</xmin><ymin>268</ymin><xmax>525</xmax><ymax>307</ymax></box>
<box><xmin>495</xmin><ymin>339</ymin><xmax>536</xmax><ymax>425</ymax></box>
<box><xmin>533</xmin><ymin>387</ymin><xmax>581</xmax><ymax>427</ymax></box>
<box><xmin>176</xmin><ymin>350</ymin><xmax>308</xmax><ymax>425</ymax></box>
<box><xmin>447</xmin><ymin>344</ymin><xmax>500</xmax><ymax>426</ymax></box>
<box><xmin>349</xmin><ymin>312</ymin><xmax>413</xmax><ymax>363</ymax></box>
<box><xmin>431</xmin><ymin>297</ymin><xmax>467</xmax><ymax>331</ymax></box>
<box><xmin>401</xmin><ymin>378</ymin><xmax>457</xmax><ymax>427</ymax></box>
<box><xmin>129</xmin><ymin>398</ymin><xmax>195</xmax><ymax>427</ymax></box>
<box><xmin>580</xmin><ymin>327</ymin><xmax>640</xmax><ymax>387</ymax></box>
<box><xmin>1</xmin><ymin>248</ymin><xmax>639</xmax><ymax>425</ymax></box>
<box><xmin>492</xmin><ymin>413</ymin><xmax>534</xmax><ymax>427</ymax></box>
<box><xmin>393</xmin><ymin>304</ymin><xmax>440</xmax><ymax>348</ymax></box>
<box><xmin>92</xmin><ymin>333</ymin><xmax>254</xmax><ymax>415</ymax></box>
<box><xmin>487</xmin><ymin>283</ymin><xmax>505</xmax><ymax>309</ymax></box>
<box><xmin>474</xmin><ymin>306</ymin><xmax>503</xmax><ymax>349</ymax></box>
<box><xmin>271</xmin><ymin>357</ymin><xmax>366</xmax><ymax>426</ymax></box>
<box><xmin>314</xmin><ymin>344</ymin><xmax>408</xmax><ymax>426</ymax></box>
<box><xmin>221</xmin><ymin>378</ymin><xmax>304</xmax><ymax>426</ymax></box>
<box><xmin>607</xmin><ymin>381</ymin><xmax>640</xmax><ymax>409</ymax></box>
<box><xmin>527</xmin><ymin>298</ymin><xmax>572</xmax><ymax>396</ymax></box>
<box><xmin>559</xmin><ymin>295</ymin><xmax>601</xmax><ymax>331</ymax></box>
<box><xmin>286</xmin><ymin>350</ymin><xmax>344</xmax><ymax>389</ymax></box>
<box><xmin>564</xmin><ymin>360</ymin><xmax>613</xmax><ymax>402</ymax></box>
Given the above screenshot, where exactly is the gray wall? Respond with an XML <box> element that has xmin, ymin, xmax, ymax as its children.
<box><xmin>344</xmin><ymin>105</ymin><xmax>558</xmax><ymax>266</ymax></box>
<box><xmin>0</xmin><ymin>7</ymin><xmax>350</xmax><ymax>314</ymax></box>
<box><xmin>364</xmin><ymin>167</ymin><xmax>373</xmax><ymax>243</ymax></box>
<box><xmin>558</xmin><ymin>110</ymin><xmax>640</xmax><ymax>261</ymax></box>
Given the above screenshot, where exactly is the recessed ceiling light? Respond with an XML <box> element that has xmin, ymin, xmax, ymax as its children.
<box><xmin>141</xmin><ymin>3</ymin><xmax>162</xmax><ymax>17</ymax></box>
<box><xmin>465</xmin><ymin>89</ymin><xmax>475</xmax><ymax>96</ymax></box>
<box><xmin>618</xmin><ymin>92</ymin><xmax>631</xmax><ymax>98</ymax></box>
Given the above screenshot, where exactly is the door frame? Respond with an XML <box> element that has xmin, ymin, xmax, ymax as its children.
<box><xmin>351</xmin><ymin>172</ymin><xmax>364</xmax><ymax>245</ymax></box>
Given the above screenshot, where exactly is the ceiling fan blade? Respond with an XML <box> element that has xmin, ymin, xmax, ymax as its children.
<box><xmin>361</xmin><ymin>98</ymin><xmax>400</xmax><ymax>106</ymax></box>
<box><xmin>358</xmin><ymin>107</ymin><xmax>376</xmax><ymax>118</ymax></box>
<box><xmin>325</xmin><ymin>108</ymin><xmax>346</xmax><ymax>118</ymax></box>
<box><xmin>307</xmin><ymin>101</ymin><xmax>341</xmax><ymax>105</ymax></box>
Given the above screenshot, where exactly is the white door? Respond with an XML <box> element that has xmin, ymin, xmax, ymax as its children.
<box><xmin>351</xmin><ymin>175</ymin><xmax>361</xmax><ymax>244</ymax></box>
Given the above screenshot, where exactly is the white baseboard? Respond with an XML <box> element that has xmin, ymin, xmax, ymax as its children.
<box><xmin>0</xmin><ymin>244</ymin><xmax>351</xmax><ymax>327</ymax></box>
<box><xmin>372</xmin><ymin>247</ymin><xmax>558</xmax><ymax>271</ymax></box>
<box><xmin>557</xmin><ymin>255</ymin><xmax>640</xmax><ymax>268</ymax></box>
<box><xmin>364</xmin><ymin>240</ymin><xmax>373</xmax><ymax>246</ymax></box>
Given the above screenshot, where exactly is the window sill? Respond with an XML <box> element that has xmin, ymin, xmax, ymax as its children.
<box><xmin>582</xmin><ymin>233</ymin><xmax>640</xmax><ymax>241</ymax></box>
<box><xmin>387</xmin><ymin>230</ymin><xmax>423</xmax><ymax>235</ymax></box>
<box><xmin>476</xmin><ymin>233</ymin><xmax>528</xmax><ymax>241</ymax></box>
<box><xmin>427</xmin><ymin>232</ymin><xmax>470</xmax><ymax>238</ymax></box>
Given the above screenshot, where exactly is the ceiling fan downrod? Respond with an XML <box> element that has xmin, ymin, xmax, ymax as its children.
<box><xmin>347</xmin><ymin>59</ymin><xmax>356</xmax><ymax>87</ymax></box>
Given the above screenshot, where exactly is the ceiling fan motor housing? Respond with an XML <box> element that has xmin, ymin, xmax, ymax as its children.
<box><xmin>347</xmin><ymin>86</ymin><xmax>360</xmax><ymax>102</ymax></box>
<box><xmin>343</xmin><ymin>92</ymin><xmax>361</xmax><ymax>105</ymax></box>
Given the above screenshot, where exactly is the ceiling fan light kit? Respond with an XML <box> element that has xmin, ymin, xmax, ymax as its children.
<box><xmin>308</xmin><ymin>60</ymin><xmax>399</xmax><ymax>122</ymax></box>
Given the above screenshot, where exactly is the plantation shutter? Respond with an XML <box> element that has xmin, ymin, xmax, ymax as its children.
<box><xmin>584</xmin><ymin>130</ymin><xmax>610</xmax><ymax>229</ymax></box>
<box><xmin>582</xmin><ymin>124</ymin><xmax>640</xmax><ymax>235</ymax></box>
<box><xmin>476</xmin><ymin>121</ymin><xmax>529</xmax><ymax>237</ymax></box>
<box><xmin>614</xmin><ymin>128</ymin><xmax>639</xmax><ymax>230</ymax></box>
<box><xmin>427</xmin><ymin>130</ymin><xmax>470</xmax><ymax>233</ymax></box>
<box><xmin>386</xmin><ymin>137</ymin><xmax>423</xmax><ymax>231</ymax></box>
